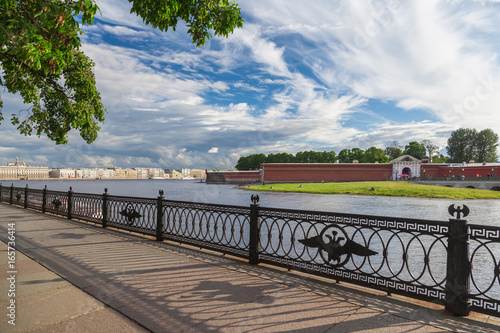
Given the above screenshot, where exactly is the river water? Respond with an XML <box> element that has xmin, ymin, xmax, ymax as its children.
<box><xmin>4</xmin><ymin>178</ymin><xmax>500</xmax><ymax>225</ymax></box>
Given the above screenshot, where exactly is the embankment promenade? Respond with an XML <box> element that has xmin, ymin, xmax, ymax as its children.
<box><xmin>1</xmin><ymin>203</ymin><xmax>500</xmax><ymax>332</ymax></box>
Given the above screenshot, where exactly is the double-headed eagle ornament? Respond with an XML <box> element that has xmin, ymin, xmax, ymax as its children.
<box><xmin>299</xmin><ymin>225</ymin><xmax>377</xmax><ymax>267</ymax></box>
<box><xmin>119</xmin><ymin>204</ymin><xmax>142</xmax><ymax>225</ymax></box>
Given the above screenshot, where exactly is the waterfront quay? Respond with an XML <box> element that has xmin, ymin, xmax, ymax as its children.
<box><xmin>1</xmin><ymin>204</ymin><xmax>500</xmax><ymax>332</ymax></box>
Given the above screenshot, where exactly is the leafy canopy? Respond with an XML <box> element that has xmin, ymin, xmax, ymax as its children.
<box><xmin>0</xmin><ymin>0</ymin><xmax>243</xmax><ymax>144</ymax></box>
<box><xmin>446</xmin><ymin>128</ymin><xmax>499</xmax><ymax>163</ymax></box>
<box><xmin>403</xmin><ymin>141</ymin><xmax>426</xmax><ymax>160</ymax></box>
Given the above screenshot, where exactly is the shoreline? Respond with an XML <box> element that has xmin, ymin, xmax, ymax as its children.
<box><xmin>243</xmin><ymin>181</ymin><xmax>500</xmax><ymax>200</ymax></box>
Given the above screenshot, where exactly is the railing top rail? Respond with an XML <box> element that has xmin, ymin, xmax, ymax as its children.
<box><xmin>106</xmin><ymin>194</ymin><xmax>156</xmax><ymax>202</ymax></box>
<box><xmin>162</xmin><ymin>198</ymin><xmax>249</xmax><ymax>211</ymax></box>
<box><xmin>45</xmin><ymin>189</ymin><xmax>69</xmax><ymax>195</ymax></box>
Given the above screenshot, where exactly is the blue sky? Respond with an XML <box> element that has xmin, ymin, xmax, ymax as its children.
<box><xmin>2</xmin><ymin>0</ymin><xmax>500</xmax><ymax>169</ymax></box>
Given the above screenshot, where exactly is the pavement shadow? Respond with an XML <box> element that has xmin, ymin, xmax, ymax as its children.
<box><xmin>51</xmin><ymin>232</ymin><xmax>88</xmax><ymax>239</ymax></box>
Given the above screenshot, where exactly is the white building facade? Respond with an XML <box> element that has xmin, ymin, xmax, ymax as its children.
<box><xmin>0</xmin><ymin>158</ymin><xmax>49</xmax><ymax>179</ymax></box>
<box><xmin>390</xmin><ymin>155</ymin><xmax>422</xmax><ymax>180</ymax></box>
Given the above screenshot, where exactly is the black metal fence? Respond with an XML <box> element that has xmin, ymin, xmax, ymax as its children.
<box><xmin>1</xmin><ymin>183</ymin><xmax>500</xmax><ymax>317</ymax></box>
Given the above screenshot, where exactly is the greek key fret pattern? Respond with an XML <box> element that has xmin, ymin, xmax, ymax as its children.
<box><xmin>469</xmin><ymin>224</ymin><xmax>500</xmax><ymax>313</ymax></box>
<box><xmin>259</xmin><ymin>207</ymin><xmax>448</xmax><ymax>234</ymax></box>
<box><xmin>470</xmin><ymin>298</ymin><xmax>500</xmax><ymax>315</ymax></box>
<box><xmin>470</xmin><ymin>225</ymin><xmax>500</xmax><ymax>240</ymax></box>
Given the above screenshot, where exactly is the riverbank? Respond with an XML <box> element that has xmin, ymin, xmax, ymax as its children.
<box><xmin>244</xmin><ymin>181</ymin><xmax>500</xmax><ymax>199</ymax></box>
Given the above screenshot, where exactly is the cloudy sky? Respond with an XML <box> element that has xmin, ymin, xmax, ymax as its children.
<box><xmin>2</xmin><ymin>0</ymin><xmax>500</xmax><ymax>169</ymax></box>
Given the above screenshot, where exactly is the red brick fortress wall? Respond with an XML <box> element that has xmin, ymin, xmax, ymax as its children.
<box><xmin>261</xmin><ymin>163</ymin><xmax>393</xmax><ymax>183</ymax></box>
<box><xmin>206</xmin><ymin>171</ymin><xmax>261</xmax><ymax>184</ymax></box>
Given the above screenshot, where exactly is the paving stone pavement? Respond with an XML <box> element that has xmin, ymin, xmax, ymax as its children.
<box><xmin>1</xmin><ymin>203</ymin><xmax>500</xmax><ymax>332</ymax></box>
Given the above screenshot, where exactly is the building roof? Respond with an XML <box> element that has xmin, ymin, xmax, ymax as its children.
<box><xmin>389</xmin><ymin>155</ymin><xmax>421</xmax><ymax>164</ymax></box>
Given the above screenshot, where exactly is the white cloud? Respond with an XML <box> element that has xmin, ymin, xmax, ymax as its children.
<box><xmin>3</xmin><ymin>0</ymin><xmax>500</xmax><ymax>169</ymax></box>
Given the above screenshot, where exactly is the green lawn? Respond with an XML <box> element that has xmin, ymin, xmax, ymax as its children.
<box><xmin>244</xmin><ymin>181</ymin><xmax>500</xmax><ymax>199</ymax></box>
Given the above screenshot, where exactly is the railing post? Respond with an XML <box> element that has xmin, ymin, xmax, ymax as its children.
<box><xmin>24</xmin><ymin>184</ymin><xmax>29</xmax><ymax>209</ymax></box>
<box><xmin>0</xmin><ymin>183</ymin><xmax>2</xmax><ymax>202</ymax></box>
<box><xmin>67</xmin><ymin>187</ymin><xmax>73</xmax><ymax>220</ymax></box>
<box><xmin>102</xmin><ymin>188</ymin><xmax>108</xmax><ymax>228</ymax></box>
<box><xmin>42</xmin><ymin>185</ymin><xmax>47</xmax><ymax>213</ymax></box>
<box><xmin>9</xmin><ymin>183</ymin><xmax>13</xmax><ymax>205</ymax></box>
<box><xmin>156</xmin><ymin>190</ymin><xmax>164</xmax><ymax>241</ymax></box>
<box><xmin>445</xmin><ymin>204</ymin><xmax>471</xmax><ymax>316</ymax></box>
<box><xmin>249</xmin><ymin>195</ymin><xmax>260</xmax><ymax>265</ymax></box>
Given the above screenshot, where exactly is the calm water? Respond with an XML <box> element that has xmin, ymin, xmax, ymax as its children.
<box><xmin>4</xmin><ymin>178</ymin><xmax>500</xmax><ymax>225</ymax></box>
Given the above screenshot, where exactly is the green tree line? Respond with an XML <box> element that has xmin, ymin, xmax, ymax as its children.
<box><xmin>236</xmin><ymin>143</ymin><xmax>409</xmax><ymax>171</ymax></box>
<box><xmin>235</xmin><ymin>128</ymin><xmax>499</xmax><ymax>170</ymax></box>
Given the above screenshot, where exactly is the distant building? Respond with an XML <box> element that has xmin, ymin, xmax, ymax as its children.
<box><xmin>97</xmin><ymin>168</ymin><xmax>115</xmax><ymax>179</ymax></box>
<box><xmin>181</xmin><ymin>168</ymin><xmax>191</xmax><ymax>178</ymax></box>
<box><xmin>49</xmin><ymin>168</ymin><xmax>78</xmax><ymax>178</ymax></box>
<box><xmin>135</xmin><ymin>168</ymin><xmax>149</xmax><ymax>179</ymax></box>
<box><xmin>80</xmin><ymin>168</ymin><xmax>99</xmax><ymax>179</ymax></box>
<box><xmin>0</xmin><ymin>157</ymin><xmax>49</xmax><ymax>179</ymax></box>
<box><xmin>190</xmin><ymin>169</ymin><xmax>206</xmax><ymax>179</ymax></box>
<box><xmin>148</xmin><ymin>168</ymin><xmax>165</xmax><ymax>179</ymax></box>
<box><xmin>165</xmin><ymin>169</ymin><xmax>182</xmax><ymax>179</ymax></box>
<box><xmin>115</xmin><ymin>169</ymin><xmax>137</xmax><ymax>179</ymax></box>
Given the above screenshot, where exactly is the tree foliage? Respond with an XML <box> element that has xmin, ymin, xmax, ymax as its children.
<box><xmin>384</xmin><ymin>141</ymin><xmax>403</xmax><ymax>160</ymax></box>
<box><xmin>474</xmin><ymin>129</ymin><xmax>499</xmax><ymax>163</ymax></box>
<box><xmin>235</xmin><ymin>150</ymin><xmax>339</xmax><ymax>170</ymax></box>
<box><xmin>130</xmin><ymin>0</ymin><xmax>243</xmax><ymax>47</ymax></box>
<box><xmin>403</xmin><ymin>141</ymin><xmax>426</xmax><ymax>160</ymax></box>
<box><xmin>447</xmin><ymin>128</ymin><xmax>498</xmax><ymax>163</ymax></box>
<box><xmin>421</xmin><ymin>139</ymin><xmax>438</xmax><ymax>159</ymax></box>
<box><xmin>362</xmin><ymin>147</ymin><xmax>389</xmax><ymax>163</ymax></box>
<box><xmin>0</xmin><ymin>0</ymin><xmax>243</xmax><ymax>144</ymax></box>
<box><xmin>432</xmin><ymin>154</ymin><xmax>448</xmax><ymax>163</ymax></box>
<box><xmin>337</xmin><ymin>149</ymin><xmax>354</xmax><ymax>163</ymax></box>
<box><xmin>235</xmin><ymin>153</ymin><xmax>266</xmax><ymax>171</ymax></box>
<box><xmin>446</xmin><ymin>128</ymin><xmax>477</xmax><ymax>163</ymax></box>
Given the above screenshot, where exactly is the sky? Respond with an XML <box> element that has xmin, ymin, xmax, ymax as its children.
<box><xmin>2</xmin><ymin>0</ymin><xmax>500</xmax><ymax>169</ymax></box>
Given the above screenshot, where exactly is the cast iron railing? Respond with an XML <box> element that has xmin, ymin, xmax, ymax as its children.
<box><xmin>1</xmin><ymin>183</ymin><xmax>499</xmax><ymax>317</ymax></box>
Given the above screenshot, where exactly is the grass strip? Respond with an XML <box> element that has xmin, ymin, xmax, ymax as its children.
<box><xmin>244</xmin><ymin>181</ymin><xmax>500</xmax><ymax>199</ymax></box>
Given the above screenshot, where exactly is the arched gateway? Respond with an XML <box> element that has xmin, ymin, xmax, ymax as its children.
<box><xmin>390</xmin><ymin>155</ymin><xmax>421</xmax><ymax>180</ymax></box>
